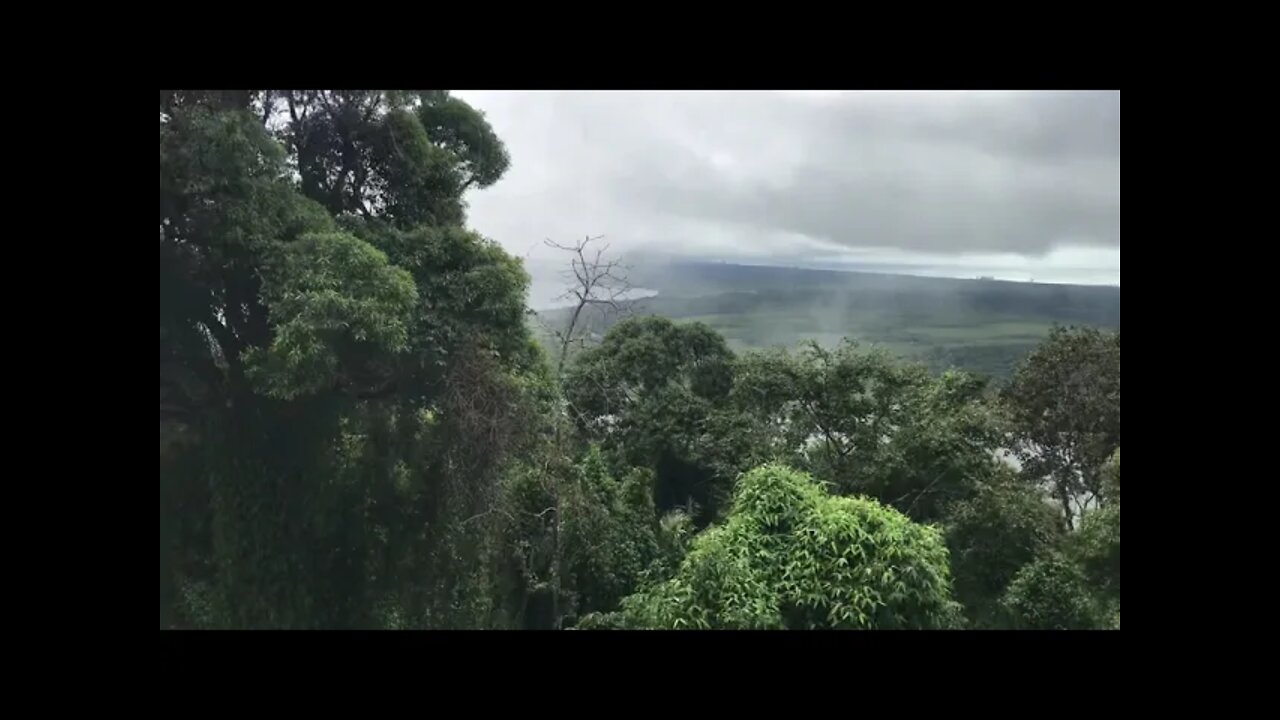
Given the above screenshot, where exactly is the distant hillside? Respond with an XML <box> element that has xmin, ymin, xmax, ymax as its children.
<box><xmin>534</xmin><ymin>260</ymin><xmax>1120</xmax><ymax>380</ymax></box>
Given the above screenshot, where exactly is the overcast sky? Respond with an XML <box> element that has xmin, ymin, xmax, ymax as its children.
<box><xmin>453</xmin><ymin>90</ymin><xmax>1120</xmax><ymax>286</ymax></box>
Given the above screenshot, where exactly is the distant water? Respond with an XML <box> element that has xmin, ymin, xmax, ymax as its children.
<box><xmin>802</xmin><ymin>261</ymin><xmax>1119</xmax><ymax>288</ymax></box>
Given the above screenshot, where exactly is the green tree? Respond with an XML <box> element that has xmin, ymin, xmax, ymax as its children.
<box><xmin>160</xmin><ymin>93</ymin><xmax>401</xmax><ymax>628</ymax></box>
<box><xmin>1070</xmin><ymin>448</ymin><xmax>1119</xmax><ymax>618</ymax></box>
<box><xmin>276</xmin><ymin>90</ymin><xmax>508</xmax><ymax>227</ymax></box>
<box><xmin>1002</xmin><ymin>326</ymin><xmax>1121</xmax><ymax>529</ymax></box>
<box><xmin>943</xmin><ymin>471</ymin><xmax>1063</xmax><ymax>627</ymax></box>
<box><xmin>499</xmin><ymin>445</ymin><xmax>661</xmax><ymax>629</ymax></box>
<box><xmin>564</xmin><ymin>316</ymin><xmax>735</xmax><ymax>523</ymax></box>
<box><xmin>728</xmin><ymin>341</ymin><xmax>1004</xmax><ymax>522</ymax></box>
<box><xmin>595</xmin><ymin>464</ymin><xmax>961</xmax><ymax>629</ymax></box>
<box><xmin>1001</xmin><ymin>554</ymin><xmax>1106</xmax><ymax>630</ymax></box>
<box><xmin>160</xmin><ymin>89</ymin><xmax>538</xmax><ymax>628</ymax></box>
<box><xmin>993</xmin><ymin>449</ymin><xmax>1118</xmax><ymax>631</ymax></box>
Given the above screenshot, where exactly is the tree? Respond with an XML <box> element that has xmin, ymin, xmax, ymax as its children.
<box><xmin>160</xmin><ymin>90</ymin><xmax>522</xmax><ymax>435</ymax></box>
<box><xmin>271</xmin><ymin>90</ymin><xmax>508</xmax><ymax>227</ymax></box>
<box><xmin>1001</xmin><ymin>554</ymin><xmax>1106</xmax><ymax>630</ymax></box>
<box><xmin>1071</xmin><ymin>448</ymin><xmax>1119</xmax><ymax>615</ymax></box>
<box><xmin>542</xmin><ymin>234</ymin><xmax>633</xmax><ymax>378</ymax></box>
<box><xmin>160</xmin><ymin>89</ymin><xmax>539</xmax><ymax>628</ymax></box>
<box><xmin>1002</xmin><ymin>326</ymin><xmax>1121</xmax><ymax>529</ymax></box>
<box><xmin>993</xmin><ymin>449</ymin><xmax>1118</xmax><ymax>631</ymax></box>
<box><xmin>1072</xmin><ymin>505</ymin><xmax>1120</xmax><ymax>605</ymax></box>
<box><xmin>593</xmin><ymin>464</ymin><xmax>961</xmax><ymax>629</ymax></box>
<box><xmin>564</xmin><ymin>316</ymin><xmax>735</xmax><ymax>524</ymax></box>
<box><xmin>499</xmin><ymin>445</ymin><xmax>661</xmax><ymax>629</ymax></box>
<box><xmin>160</xmin><ymin>93</ymin><xmax>409</xmax><ymax>628</ymax></box>
<box><xmin>943</xmin><ymin>470</ymin><xmax>1064</xmax><ymax>627</ymax></box>
<box><xmin>728</xmin><ymin>341</ymin><xmax>1005</xmax><ymax>522</ymax></box>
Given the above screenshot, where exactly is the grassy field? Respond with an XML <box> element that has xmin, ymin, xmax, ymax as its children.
<box><xmin>534</xmin><ymin>260</ymin><xmax>1120</xmax><ymax>380</ymax></box>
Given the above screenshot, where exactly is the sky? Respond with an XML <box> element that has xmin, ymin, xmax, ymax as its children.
<box><xmin>452</xmin><ymin>90</ymin><xmax>1120</xmax><ymax>286</ymax></box>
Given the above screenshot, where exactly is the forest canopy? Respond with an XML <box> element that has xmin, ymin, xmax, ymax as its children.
<box><xmin>160</xmin><ymin>90</ymin><xmax>1120</xmax><ymax>630</ymax></box>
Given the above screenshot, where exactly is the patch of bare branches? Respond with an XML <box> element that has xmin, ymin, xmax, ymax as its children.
<box><xmin>541</xmin><ymin>235</ymin><xmax>634</xmax><ymax>377</ymax></box>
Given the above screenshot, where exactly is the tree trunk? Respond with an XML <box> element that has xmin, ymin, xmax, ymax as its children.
<box><xmin>1057</xmin><ymin>483</ymin><xmax>1075</xmax><ymax>531</ymax></box>
<box><xmin>550</xmin><ymin>497</ymin><xmax>562</xmax><ymax>629</ymax></box>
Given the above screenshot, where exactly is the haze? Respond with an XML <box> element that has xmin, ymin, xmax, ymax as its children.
<box><xmin>454</xmin><ymin>90</ymin><xmax>1120</xmax><ymax>287</ymax></box>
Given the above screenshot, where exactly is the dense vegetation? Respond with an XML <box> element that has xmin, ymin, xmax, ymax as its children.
<box><xmin>160</xmin><ymin>90</ymin><xmax>1120</xmax><ymax>630</ymax></box>
<box><xmin>537</xmin><ymin>260</ymin><xmax>1120</xmax><ymax>380</ymax></box>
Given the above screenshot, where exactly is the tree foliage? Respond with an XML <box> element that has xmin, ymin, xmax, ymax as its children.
<box><xmin>499</xmin><ymin>445</ymin><xmax>663</xmax><ymax>628</ymax></box>
<box><xmin>594</xmin><ymin>465</ymin><xmax>961</xmax><ymax>629</ymax></box>
<box><xmin>161</xmin><ymin>89</ymin><xmax>1119</xmax><ymax>631</ymax></box>
<box><xmin>160</xmin><ymin>89</ymin><xmax>541</xmax><ymax>629</ymax></box>
<box><xmin>727</xmin><ymin>341</ymin><xmax>1004</xmax><ymax>523</ymax></box>
<box><xmin>985</xmin><ymin>451</ymin><xmax>1119</xmax><ymax>630</ymax></box>
<box><xmin>1002</xmin><ymin>326</ymin><xmax>1121</xmax><ymax>528</ymax></box>
<box><xmin>564</xmin><ymin>316</ymin><xmax>735</xmax><ymax>523</ymax></box>
<box><xmin>943</xmin><ymin>471</ymin><xmax>1064</xmax><ymax>627</ymax></box>
<box><xmin>1001</xmin><ymin>554</ymin><xmax>1106</xmax><ymax>630</ymax></box>
<box><xmin>1071</xmin><ymin>449</ymin><xmax>1120</xmax><ymax>612</ymax></box>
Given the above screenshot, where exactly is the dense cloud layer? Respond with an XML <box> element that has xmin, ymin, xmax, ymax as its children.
<box><xmin>454</xmin><ymin>91</ymin><xmax>1120</xmax><ymax>281</ymax></box>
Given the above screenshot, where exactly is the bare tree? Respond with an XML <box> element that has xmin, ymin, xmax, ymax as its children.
<box><xmin>542</xmin><ymin>235</ymin><xmax>633</xmax><ymax>378</ymax></box>
<box><xmin>514</xmin><ymin>235</ymin><xmax>634</xmax><ymax>629</ymax></box>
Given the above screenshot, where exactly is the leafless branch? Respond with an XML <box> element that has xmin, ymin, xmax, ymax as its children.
<box><xmin>542</xmin><ymin>235</ymin><xmax>634</xmax><ymax>379</ymax></box>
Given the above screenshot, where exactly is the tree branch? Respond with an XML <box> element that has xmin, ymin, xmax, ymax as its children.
<box><xmin>544</xmin><ymin>235</ymin><xmax>629</xmax><ymax>378</ymax></box>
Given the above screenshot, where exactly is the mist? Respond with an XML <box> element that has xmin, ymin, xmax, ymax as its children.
<box><xmin>457</xmin><ymin>90</ymin><xmax>1120</xmax><ymax>288</ymax></box>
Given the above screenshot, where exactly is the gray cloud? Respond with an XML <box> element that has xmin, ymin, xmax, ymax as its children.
<box><xmin>454</xmin><ymin>90</ymin><xmax>1119</xmax><ymax>272</ymax></box>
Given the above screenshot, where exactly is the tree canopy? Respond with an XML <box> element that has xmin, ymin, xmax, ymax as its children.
<box><xmin>160</xmin><ymin>90</ymin><xmax>1120</xmax><ymax>631</ymax></box>
<box><xmin>1002</xmin><ymin>326</ymin><xmax>1121</xmax><ymax>529</ymax></box>
<box><xmin>160</xmin><ymin>90</ymin><xmax>539</xmax><ymax>629</ymax></box>
<box><xmin>587</xmin><ymin>465</ymin><xmax>961</xmax><ymax>629</ymax></box>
